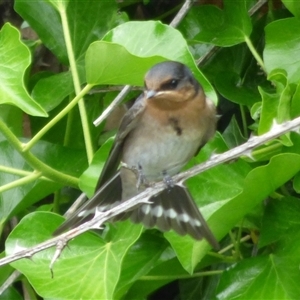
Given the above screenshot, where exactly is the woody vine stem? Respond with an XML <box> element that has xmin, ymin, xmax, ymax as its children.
<box><xmin>1</xmin><ymin>116</ymin><xmax>300</xmax><ymax>268</ymax></box>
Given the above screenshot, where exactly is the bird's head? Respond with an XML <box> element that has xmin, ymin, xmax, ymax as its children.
<box><xmin>144</xmin><ymin>61</ymin><xmax>202</xmax><ymax>106</ymax></box>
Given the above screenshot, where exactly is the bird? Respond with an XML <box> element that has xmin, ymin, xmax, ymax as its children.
<box><xmin>54</xmin><ymin>61</ymin><xmax>218</xmax><ymax>249</ymax></box>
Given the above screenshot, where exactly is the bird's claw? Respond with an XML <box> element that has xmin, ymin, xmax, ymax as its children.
<box><xmin>162</xmin><ymin>171</ymin><xmax>174</xmax><ymax>190</ymax></box>
<box><xmin>121</xmin><ymin>162</ymin><xmax>149</xmax><ymax>190</ymax></box>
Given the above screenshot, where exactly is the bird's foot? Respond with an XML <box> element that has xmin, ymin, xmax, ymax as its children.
<box><xmin>120</xmin><ymin>162</ymin><xmax>150</xmax><ymax>189</ymax></box>
<box><xmin>162</xmin><ymin>171</ymin><xmax>175</xmax><ymax>190</ymax></box>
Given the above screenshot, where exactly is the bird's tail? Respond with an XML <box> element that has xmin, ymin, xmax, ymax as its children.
<box><xmin>130</xmin><ymin>184</ymin><xmax>219</xmax><ymax>249</ymax></box>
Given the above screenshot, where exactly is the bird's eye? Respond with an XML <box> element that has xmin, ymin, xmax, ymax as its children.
<box><xmin>170</xmin><ymin>79</ymin><xmax>178</xmax><ymax>87</ymax></box>
<box><xmin>161</xmin><ymin>79</ymin><xmax>179</xmax><ymax>90</ymax></box>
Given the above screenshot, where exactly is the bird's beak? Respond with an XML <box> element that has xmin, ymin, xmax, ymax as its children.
<box><xmin>146</xmin><ymin>90</ymin><xmax>157</xmax><ymax>99</ymax></box>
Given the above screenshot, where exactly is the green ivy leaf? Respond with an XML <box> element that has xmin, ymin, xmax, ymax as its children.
<box><xmin>259</xmin><ymin>196</ymin><xmax>300</xmax><ymax>247</ymax></box>
<box><xmin>282</xmin><ymin>0</ymin><xmax>300</xmax><ymax>18</ymax></box>
<box><xmin>264</xmin><ymin>18</ymin><xmax>300</xmax><ymax>84</ymax></box>
<box><xmin>215</xmin><ymin>71</ymin><xmax>260</xmax><ymax>106</ymax></box>
<box><xmin>86</xmin><ymin>41</ymin><xmax>166</xmax><ymax>86</ymax></box>
<box><xmin>216</xmin><ymin>254</ymin><xmax>300</xmax><ymax>299</ymax></box>
<box><xmin>32</xmin><ymin>72</ymin><xmax>74</xmax><ymax>112</ymax></box>
<box><xmin>15</xmin><ymin>0</ymin><xmax>126</xmax><ymax>64</ymax></box>
<box><xmin>115</xmin><ymin>232</ymin><xmax>169</xmax><ymax>299</ymax></box>
<box><xmin>169</xmin><ymin>152</ymin><xmax>300</xmax><ymax>272</ymax></box>
<box><xmin>16</xmin><ymin>0</ymin><xmax>127</xmax><ymax>112</ymax></box>
<box><xmin>79</xmin><ymin>137</ymin><xmax>115</xmax><ymax>197</ymax></box>
<box><xmin>192</xmin><ymin>0</ymin><xmax>252</xmax><ymax>46</ymax></box>
<box><xmin>47</xmin><ymin>0</ymin><xmax>69</xmax><ymax>10</ymax></box>
<box><xmin>101</xmin><ymin>21</ymin><xmax>217</xmax><ymax>103</ymax></box>
<box><xmin>6</xmin><ymin>212</ymin><xmax>143</xmax><ymax>299</ymax></box>
<box><xmin>0</xmin><ymin>23</ymin><xmax>47</xmax><ymax>117</ymax></box>
<box><xmin>165</xmin><ymin>134</ymin><xmax>251</xmax><ymax>273</ymax></box>
<box><xmin>0</xmin><ymin>140</ymin><xmax>87</xmax><ymax>227</ymax></box>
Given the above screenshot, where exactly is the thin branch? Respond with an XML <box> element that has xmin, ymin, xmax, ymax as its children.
<box><xmin>248</xmin><ymin>0</ymin><xmax>268</xmax><ymax>16</ymax></box>
<box><xmin>1</xmin><ymin>116</ymin><xmax>300</xmax><ymax>267</ymax></box>
<box><xmin>89</xmin><ymin>86</ymin><xmax>142</xmax><ymax>94</ymax></box>
<box><xmin>0</xmin><ymin>271</ymin><xmax>21</xmax><ymax>296</ymax></box>
<box><xmin>93</xmin><ymin>85</ymin><xmax>132</xmax><ymax>126</ymax></box>
<box><xmin>169</xmin><ymin>0</ymin><xmax>194</xmax><ymax>28</ymax></box>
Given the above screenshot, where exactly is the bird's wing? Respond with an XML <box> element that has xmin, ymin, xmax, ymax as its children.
<box><xmin>129</xmin><ymin>184</ymin><xmax>219</xmax><ymax>249</ymax></box>
<box><xmin>54</xmin><ymin>94</ymin><xmax>146</xmax><ymax>235</ymax></box>
<box><xmin>96</xmin><ymin>94</ymin><xmax>146</xmax><ymax>188</ymax></box>
<box><xmin>53</xmin><ymin>172</ymin><xmax>122</xmax><ymax>235</ymax></box>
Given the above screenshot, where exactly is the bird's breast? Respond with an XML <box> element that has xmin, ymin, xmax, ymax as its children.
<box><xmin>122</xmin><ymin>100</ymin><xmax>210</xmax><ymax>182</ymax></box>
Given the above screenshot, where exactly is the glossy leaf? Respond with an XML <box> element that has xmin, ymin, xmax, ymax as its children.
<box><xmin>0</xmin><ymin>106</ymin><xmax>23</xmax><ymax>142</ymax></box>
<box><xmin>216</xmin><ymin>254</ymin><xmax>300</xmax><ymax>299</ymax></box>
<box><xmin>282</xmin><ymin>0</ymin><xmax>300</xmax><ymax>18</ymax></box>
<box><xmin>165</xmin><ymin>134</ymin><xmax>251</xmax><ymax>273</ymax></box>
<box><xmin>192</xmin><ymin>0</ymin><xmax>252</xmax><ymax>46</ymax></box>
<box><xmin>115</xmin><ymin>232</ymin><xmax>169</xmax><ymax>299</ymax></box>
<box><xmin>291</xmin><ymin>82</ymin><xmax>300</xmax><ymax>119</ymax></box>
<box><xmin>6</xmin><ymin>212</ymin><xmax>143</xmax><ymax>299</ymax></box>
<box><xmin>86</xmin><ymin>41</ymin><xmax>165</xmax><ymax>86</ymax></box>
<box><xmin>0</xmin><ymin>140</ymin><xmax>87</xmax><ymax>226</ymax></box>
<box><xmin>0</xmin><ymin>24</ymin><xmax>47</xmax><ymax>116</ymax></box>
<box><xmin>258</xmin><ymin>70</ymin><xmax>295</xmax><ymax>136</ymax></box>
<box><xmin>15</xmin><ymin>0</ymin><xmax>65</xmax><ymax>62</ymax></box>
<box><xmin>79</xmin><ymin>137</ymin><xmax>114</xmax><ymax>197</ymax></box>
<box><xmin>16</xmin><ymin>0</ymin><xmax>127</xmax><ymax>110</ymax></box>
<box><xmin>32</xmin><ymin>72</ymin><xmax>74</xmax><ymax>112</ymax></box>
<box><xmin>169</xmin><ymin>152</ymin><xmax>300</xmax><ymax>272</ymax></box>
<box><xmin>124</xmin><ymin>257</ymin><xmax>189</xmax><ymax>299</ymax></box>
<box><xmin>264</xmin><ymin>18</ymin><xmax>300</xmax><ymax>84</ymax></box>
<box><xmin>15</xmin><ymin>0</ymin><xmax>125</xmax><ymax>64</ymax></box>
<box><xmin>259</xmin><ymin>196</ymin><xmax>300</xmax><ymax>247</ymax></box>
<box><xmin>101</xmin><ymin>21</ymin><xmax>217</xmax><ymax>103</ymax></box>
<box><xmin>215</xmin><ymin>71</ymin><xmax>261</xmax><ymax>106</ymax></box>
<box><xmin>222</xmin><ymin>116</ymin><xmax>247</xmax><ymax>148</ymax></box>
<box><xmin>218</xmin><ymin>210</ymin><xmax>300</xmax><ymax>299</ymax></box>
<box><xmin>47</xmin><ymin>0</ymin><xmax>69</xmax><ymax>10</ymax></box>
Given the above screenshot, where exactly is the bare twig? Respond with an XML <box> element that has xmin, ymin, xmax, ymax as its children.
<box><xmin>64</xmin><ymin>192</ymin><xmax>87</xmax><ymax>219</ymax></box>
<box><xmin>1</xmin><ymin>117</ymin><xmax>300</xmax><ymax>267</ymax></box>
<box><xmin>248</xmin><ymin>0</ymin><xmax>268</xmax><ymax>16</ymax></box>
<box><xmin>93</xmin><ymin>85</ymin><xmax>132</xmax><ymax>126</ymax></box>
<box><xmin>0</xmin><ymin>271</ymin><xmax>21</xmax><ymax>295</ymax></box>
<box><xmin>169</xmin><ymin>0</ymin><xmax>194</xmax><ymax>28</ymax></box>
<box><xmin>89</xmin><ymin>86</ymin><xmax>142</xmax><ymax>94</ymax></box>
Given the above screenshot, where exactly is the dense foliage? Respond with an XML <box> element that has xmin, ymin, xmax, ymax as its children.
<box><xmin>1</xmin><ymin>0</ymin><xmax>300</xmax><ymax>299</ymax></box>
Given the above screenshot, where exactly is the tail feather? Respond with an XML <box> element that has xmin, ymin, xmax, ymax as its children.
<box><xmin>130</xmin><ymin>185</ymin><xmax>219</xmax><ymax>249</ymax></box>
<box><xmin>53</xmin><ymin>173</ymin><xmax>122</xmax><ymax>235</ymax></box>
<box><xmin>54</xmin><ymin>174</ymin><xmax>218</xmax><ymax>249</ymax></box>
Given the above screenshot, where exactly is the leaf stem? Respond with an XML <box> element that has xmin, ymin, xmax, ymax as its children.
<box><xmin>0</xmin><ymin>165</ymin><xmax>52</xmax><ymax>182</ymax></box>
<box><xmin>60</xmin><ymin>7</ymin><xmax>94</xmax><ymax>163</ymax></box>
<box><xmin>140</xmin><ymin>270</ymin><xmax>223</xmax><ymax>281</ymax></box>
<box><xmin>251</xmin><ymin>142</ymin><xmax>282</xmax><ymax>159</ymax></box>
<box><xmin>240</xmin><ymin>105</ymin><xmax>248</xmax><ymax>137</ymax></box>
<box><xmin>23</xmin><ymin>84</ymin><xmax>93</xmax><ymax>152</ymax></box>
<box><xmin>53</xmin><ymin>190</ymin><xmax>60</xmax><ymax>214</ymax></box>
<box><xmin>0</xmin><ymin>120</ymin><xmax>79</xmax><ymax>187</ymax></box>
<box><xmin>0</xmin><ymin>172</ymin><xmax>42</xmax><ymax>193</ymax></box>
<box><xmin>244</xmin><ymin>35</ymin><xmax>266</xmax><ymax>73</ymax></box>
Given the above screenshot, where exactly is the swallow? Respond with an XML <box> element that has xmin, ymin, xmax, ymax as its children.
<box><xmin>54</xmin><ymin>61</ymin><xmax>218</xmax><ymax>249</ymax></box>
